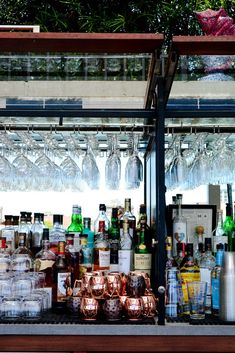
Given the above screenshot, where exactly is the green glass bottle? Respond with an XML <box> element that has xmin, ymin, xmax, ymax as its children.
<box><xmin>223</xmin><ymin>203</ymin><xmax>233</xmax><ymax>251</ymax></box>
<box><xmin>67</xmin><ymin>205</ymin><xmax>83</xmax><ymax>252</ymax></box>
<box><xmin>109</xmin><ymin>207</ymin><xmax>120</xmax><ymax>272</ymax></box>
<box><xmin>134</xmin><ymin>220</ymin><xmax>152</xmax><ymax>276</ymax></box>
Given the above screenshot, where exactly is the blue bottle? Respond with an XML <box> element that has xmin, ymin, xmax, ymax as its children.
<box><xmin>211</xmin><ymin>244</ymin><xmax>224</xmax><ymax>316</ymax></box>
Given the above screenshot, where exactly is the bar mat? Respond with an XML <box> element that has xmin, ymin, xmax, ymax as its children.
<box><xmin>1</xmin><ymin>310</ymin><xmax>156</xmax><ymax>325</ymax></box>
<box><xmin>166</xmin><ymin>315</ymin><xmax>235</xmax><ymax>325</ymax></box>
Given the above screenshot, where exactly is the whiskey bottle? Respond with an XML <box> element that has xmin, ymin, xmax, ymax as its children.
<box><xmin>120</xmin><ymin>198</ymin><xmax>136</xmax><ymax>241</ymax></box>
<box><xmin>93</xmin><ymin>220</ymin><xmax>110</xmax><ymax>271</ymax></box>
<box><xmin>52</xmin><ymin>241</ymin><xmax>72</xmax><ymax>311</ymax></box>
<box><xmin>134</xmin><ymin>221</ymin><xmax>152</xmax><ymax>276</ymax></box>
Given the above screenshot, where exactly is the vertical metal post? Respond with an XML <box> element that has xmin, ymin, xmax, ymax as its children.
<box><xmin>155</xmin><ymin>75</ymin><xmax>166</xmax><ymax>325</ymax></box>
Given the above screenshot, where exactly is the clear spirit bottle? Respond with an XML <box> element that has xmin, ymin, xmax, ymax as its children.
<box><xmin>118</xmin><ymin>219</ymin><xmax>133</xmax><ymax>274</ymax></box>
<box><xmin>172</xmin><ymin>194</ymin><xmax>187</xmax><ymax>257</ymax></box>
<box><xmin>93</xmin><ymin>220</ymin><xmax>110</xmax><ymax>271</ymax></box>
<box><xmin>213</xmin><ymin>209</ymin><xmax>226</xmax><ymax>255</ymax></box>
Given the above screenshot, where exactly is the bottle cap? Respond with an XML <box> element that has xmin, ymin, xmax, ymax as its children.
<box><xmin>139</xmin><ymin>204</ymin><xmax>146</xmax><ymax>214</ymax></box>
<box><xmin>42</xmin><ymin>228</ymin><xmax>49</xmax><ymax>240</ymax></box>
<box><xmin>112</xmin><ymin>207</ymin><xmax>118</xmax><ymax>218</ymax></box>
<box><xmin>99</xmin><ymin>204</ymin><xmax>106</xmax><ymax>211</ymax></box>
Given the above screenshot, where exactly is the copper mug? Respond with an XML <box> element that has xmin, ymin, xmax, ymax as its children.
<box><xmin>102</xmin><ymin>297</ymin><xmax>123</xmax><ymax>321</ymax></box>
<box><xmin>124</xmin><ymin>297</ymin><xmax>144</xmax><ymax>320</ymax></box>
<box><xmin>80</xmin><ymin>297</ymin><xmax>99</xmax><ymax>320</ymax></box>
<box><xmin>126</xmin><ymin>272</ymin><xmax>146</xmax><ymax>297</ymax></box>
<box><xmin>141</xmin><ymin>294</ymin><xmax>157</xmax><ymax>317</ymax></box>
<box><xmin>89</xmin><ymin>272</ymin><xmax>107</xmax><ymax>299</ymax></box>
<box><xmin>106</xmin><ymin>272</ymin><xmax>122</xmax><ymax>297</ymax></box>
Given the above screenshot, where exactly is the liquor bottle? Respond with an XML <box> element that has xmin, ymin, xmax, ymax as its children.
<box><xmin>136</xmin><ymin>204</ymin><xmax>151</xmax><ymax>249</ymax></box>
<box><xmin>17</xmin><ymin>211</ymin><xmax>31</xmax><ymax>250</ymax></box>
<box><xmin>52</xmin><ymin>241</ymin><xmax>72</xmax><ymax>311</ymax></box>
<box><xmin>213</xmin><ymin>209</ymin><xmax>227</xmax><ymax>254</ymax></box>
<box><xmin>194</xmin><ymin>242</ymin><xmax>204</xmax><ymax>264</ymax></box>
<box><xmin>49</xmin><ymin>214</ymin><xmax>66</xmax><ymax>254</ymax></box>
<box><xmin>120</xmin><ymin>198</ymin><xmax>136</xmax><ymax>241</ymax></box>
<box><xmin>26</xmin><ymin>211</ymin><xmax>33</xmax><ymax>250</ymax></box>
<box><xmin>93</xmin><ymin>220</ymin><xmax>110</xmax><ymax>271</ymax></box>
<box><xmin>165</xmin><ymin>236</ymin><xmax>177</xmax><ymax>271</ymax></box>
<box><xmin>31</xmin><ymin>212</ymin><xmax>45</xmax><ymax>256</ymax></box>
<box><xmin>12</xmin><ymin>232</ymin><xmax>34</xmax><ymax>271</ymax></box>
<box><xmin>193</xmin><ymin>225</ymin><xmax>205</xmax><ymax>260</ymax></box>
<box><xmin>94</xmin><ymin>204</ymin><xmax>110</xmax><ymax>234</ymax></box>
<box><xmin>118</xmin><ymin>219</ymin><xmax>133</xmax><ymax>274</ymax></box>
<box><xmin>1</xmin><ymin>215</ymin><xmax>15</xmax><ymax>254</ymax></box>
<box><xmin>179</xmin><ymin>243</ymin><xmax>200</xmax><ymax>315</ymax></box>
<box><xmin>134</xmin><ymin>220</ymin><xmax>152</xmax><ymax>276</ymax></box>
<box><xmin>82</xmin><ymin>217</ymin><xmax>94</xmax><ymax>254</ymax></box>
<box><xmin>79</xmin><ymin>233</ymin><xmax>92</xmax><ymax>278</ymax></box>
<box><xmin>34</xmin><ymin>228</ymin><xmax>56</xmax><ymax>308</ymax></box>
<box><xmin>67</xmin><ymin>205</ymin><xmax>83</xmax><ymax>252</ymax></box>
<box><xmin>174</xmin><ymin>242</ymin><xmax>186</xmax><ymax>267</ymax></box>
<box><xmin>109</xmin><ymin>207</ymin><xmax>120</xmax><ymax>272</ymax></box>
<box><xmin>211</xmin><ymin>244</ymin><xmax>224</xmax><ymax>316</ymax></box>
<box><xmin>199</xmin><ymin>237</ymin><xmax>216</xmax><ymax>314</ymax></box>
<box><xmin>65</xmin><ymin>233</ymin><xmax>80</xmax><ymax>287</ymax></box>
<box><xmin>0</xmin><ymin>237</ymin><xmax>11</xmax><ymax>272</ymax></box>
<box><xmin>223</xmin><ymin>203</ymin><xmax>233</xmax><ymax>251</ymax></box>
<box><xmin>172</xmin><ymin>194</ymin><xmax>187</xmax><ymax>257</ymax></box>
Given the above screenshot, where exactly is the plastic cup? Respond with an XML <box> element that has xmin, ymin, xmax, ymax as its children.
<box><xmin>187</xmin><ymin>281</ymin><xmax>207</xmax><ymax>320</ymax></box>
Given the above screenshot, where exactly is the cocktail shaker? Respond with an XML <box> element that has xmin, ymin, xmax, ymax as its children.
<box><xmin>219</xmin><ymin>252</ymin><xmax>235</xmax><ymax>322</ymax></box>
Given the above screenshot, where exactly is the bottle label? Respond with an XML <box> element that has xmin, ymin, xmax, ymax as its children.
<box><xmin>211</xmin><ymin>277</ymin><xmax>220</xmax><ymax>310</ymax></box>
<box><xmin>110</xmin><ymin>240</ymin><xmax>119</xmax><ymax>265</ymax></box>
<box><xmin>180</xmin><ymin>271</ymin><xmax>200</xmax><ymax>309</ymax></box>
<box><xmin>1</xmin><ymin>229</ymin><xmax>15</xmax><ymax>252</ymax></box>
<box><xmin>134</xmin><ymin>253</ymin><xmax>152</xmax><ymax>273</ymax></box>
<box><xmin>57</xmin><ymin>272</ymin><xmax>72</xmax><ymax>302</ymax></box>
<box><xmin>99</xmin><ymin>250</ymin><xmax>110</xmax><ymax>267</ymax></box>
<box><xmin>173</xmin><ymin>221</ymin><xmax>187</xmax><ymax>256</ymax></box>
<box><xmin>200</xmin><ymin>268</ymin><xmax>211</xmax><ymax>295</ymax></box>
<box><xmin>73</xmin><ymin>232</ymin><xmax>81</xmax><ymax>252</ymax></box>
<box><xmin>118</xmin><ymin>250</ymin><xmax>133</xmax><ymax>274</ymax></box>
<box><xmin>34</xmin><ymin>259</ymin><xmax>55</xmax><ymax>272</ymax></box>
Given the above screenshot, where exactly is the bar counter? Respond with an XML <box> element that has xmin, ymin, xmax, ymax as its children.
<box><xmin>1</xmin><ymin>319</ymin><xmax>235</xmax><ymax>352</ymax></box>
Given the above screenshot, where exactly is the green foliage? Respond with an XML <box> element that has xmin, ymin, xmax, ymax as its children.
<box><xmin>0</xmin><ymin>0</ymin><xmax>234</xmax><ymax>34</ymax></box>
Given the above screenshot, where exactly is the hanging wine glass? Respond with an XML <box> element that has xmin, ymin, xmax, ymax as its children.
<box><xmin>82</xmin><ymin>136</ymin><xmax>100</xmax><ymax>190</ymax></box>
<box><xmin>105</xmin><ymin>134</ymin><xmax>121</xmax><ymax>190</ymax></box>
<box><xmin>125</xmin><ymin>134</ymin><xmax>143</xmax><ymax>189</ymax></box>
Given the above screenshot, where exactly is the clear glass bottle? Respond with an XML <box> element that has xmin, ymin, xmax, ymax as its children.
<box><xmin>213</xmin><ymin>209</ymin><xmax>226</xmax><ymax>255</ymax></box>
<box><xmin>165</xmin><ymin>236</ymin><xmax>177</xmax><ymax>271</ymax></box>
<box><xmin>174</xmin><ymin>242</ymin><xmax>186</xmax><ymax>267</ymax></box>
<box><xmin>120</xmin><ymin>198</ymin><xmax>136</xmax><ymax>241</ymax></box>
<box><xmin>211</xmin><ymin>244</ymin><xmax>224</xmax><ymax>317</ymax></box>
<box><xmin>1</xmin><ymin>215</ymin><xmax>15</xmax><ymax>254</ymax></box>
<box><xmin>94</xmin><ymin>204</ymin><xmax>110</xmax><ymax>234</ymax></box>
<box><xmin>79</xmin><ymin>233</ymin><xmax>93</xmax><ymax>277</ymax></box>
<box><xmin>67</xmin><ymin>205</ymin><xmax>83</xmax><ymax>252</ymax></box>
<box><xmin>199</xmin><ymin>237</ymin><xmax>216</xmax><ymax>314</ymax></box>
<box><xmin>179</xmin><ymin>243</ymin><xmax>200</xmax><ymax>315</ymax></box>
<box><xmin>172</xmin><ymin>194</ymin><xmax>187</xmax><ymax>257</ymax></box>
<box><xmin>109</xmin><ymin>207</ymin><xmax>120</xmax><ymax>272</ymax></box>
<box><xmin>118</xmin><ymin>219</ymin><xmax>133</xmax><ymax>274</ymax></box>
<box><xmin>31</xmin><ymin>212</ymin><xmax>45</xmax><ymax>256</ymax></box>
<box><xmin>0</xmin><ymin>237</ymin><xmax>11</xmax><ymax>272</ymax></box>
<box><xmin>82</xmin><ymin>217</ymin><xmax>94</xmax><ymax>254</ymax></box>
<box><xmin>17</xmin><ymin>211</ymin><xmax>31</xmax><ymax>250</ymax></box>
<box><xmin>52</xmin><ymin>241</ymin><xmax>72</xmax><ymax>311</ymax></box>
<box><xmin>34</xmin><ymin>228</ymin><xmax>56</xmax><ymax>307</ymax></box>
<box><xmin>134</xmin><ymin>220</ymin><xmax>152</xmax><ymax>276</ymax></box>
<box><xmin>93</xmin><ymin>220</ymin><xmax>110</xmax><ymax>271</ymax></box>
<box><xmin>12</xmin><ymin>232</ymin><xmax>34</xmax><ymax>271</ymax></box>
<box><xmin>49</xmin><ymin>214</ymin><xmax>66</xmax><ymax>254</ymax></box>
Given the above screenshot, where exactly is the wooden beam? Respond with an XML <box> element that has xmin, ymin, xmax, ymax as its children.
<box><xmin>0</xmin><ymin>32</ymin><xmax>164</xmax><ymax>53</ymax></box>
<box><xmin>172</xmin><ymin>35</ymin><xmax>235</xmax><ymax>55</ymax></box>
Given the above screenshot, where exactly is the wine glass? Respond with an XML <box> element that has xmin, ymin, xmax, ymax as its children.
<box><xmin>82</xmin><ymin>138</ymin><xmax>100</xmax><ymax>190</ymax></box>
<box><xmin>125</xmin><ymin>134</ymin><xmax>143</xmax><ymax>189</ymax></box>
<box><xmin>105</xmin><ymin>135</ymin><xmax>121</xmax><ymax>190</ymax></box>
